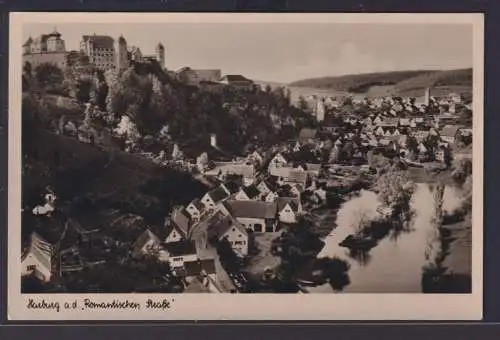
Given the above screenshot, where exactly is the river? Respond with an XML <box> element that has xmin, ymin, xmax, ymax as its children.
<box><xmin>308</xmin><ymin>183</ymin><xmax>464</xmax><ymax>293</ymax></box>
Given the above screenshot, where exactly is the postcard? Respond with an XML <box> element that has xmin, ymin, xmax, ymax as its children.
<box><xmin>8</xmin><ymin>12</ymin><xmax>484</xmax><ymax>320</ymax></box>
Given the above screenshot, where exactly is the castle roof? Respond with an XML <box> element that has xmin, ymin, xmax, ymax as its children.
<box><xmin>23</xmin><ymin>36</ymin><xmax>33</xmax><ymax>46</ymax></box>
<box><xmin>82</xmin><ymin>35</ymin><xmax>114</xmax><ymax>49</ymax></box>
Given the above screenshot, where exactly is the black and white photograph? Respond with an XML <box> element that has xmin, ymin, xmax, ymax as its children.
<box><xmin>8</xmin><ymin>13</ymin><xmax>483</xmax><ymax>320</ymax></box>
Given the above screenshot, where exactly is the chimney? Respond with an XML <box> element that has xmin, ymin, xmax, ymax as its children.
<box><xmin>210</xmin><ymin>134</ymin><xmax>217</xmax><ymax>148</ymax></box>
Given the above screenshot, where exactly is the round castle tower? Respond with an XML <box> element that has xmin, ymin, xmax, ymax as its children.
<box><xmin>155</xmin><ymin>42</ymin><xmax>165</xmax><ymax>69</ymax></box>
<box><xmin>115</xmin><ymin>35</ymin><xmax>128</xmax><ymax>72</ymax></box>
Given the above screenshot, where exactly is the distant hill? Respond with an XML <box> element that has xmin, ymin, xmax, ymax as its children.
<box><xmin>288</xmin><ymin>68</ymin><xmax>473</xmax><ymax>97</ymax></box>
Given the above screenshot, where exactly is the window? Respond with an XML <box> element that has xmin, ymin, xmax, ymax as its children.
<box><xmin>234</xmin><ymin>241</ymin><xmax>244</xmax><ymax>245</ymax></box>
<box><xmin>254</xmin><ymin>224</ymin><xmax>263</xmax><ymax>232</ymax></box>
<box><xmin>27</xmin><ymin>265</ymin><xmax>36</xmax><ymax>271</ymax></box>
<box><xmin>173</xmin><ymin>257</ymin><xmax>183</xmax><ymax>262</ymax></box>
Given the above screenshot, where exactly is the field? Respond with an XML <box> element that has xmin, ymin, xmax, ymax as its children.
<box><xmin>287</xmin><ymin>68</ymin><xmax>472</xmax><ymax>99</ymax></box>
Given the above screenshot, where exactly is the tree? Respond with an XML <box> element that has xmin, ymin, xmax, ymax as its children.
<box><xmin>315</xmin><ymin>257</ymin><xmax>351</xmax><ymax>292</ymax></box>
<box><xmin>34</xmin><ymin>63</ymin><xmax>66</xmax><ymax>94</ymax></box>
<box><xmin>406</xmin><ymin>136</ymin><xmax>419</xmax><ymax>157</ymax></box>
<box><xmin>373</xmin><ymin>169</ymin><xmax>416</xmax><ymax>220</ymax></box>
<box><xmin>297</xmin><ymin>95</ymin><xmax>309</xmax><ymax>112</ymax></box>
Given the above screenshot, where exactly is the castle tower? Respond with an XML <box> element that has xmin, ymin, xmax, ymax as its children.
<box><xmin>155</xmin><ymin>42</ymin><xmax>165</xmax><ymax>69</ymax></box>
<box><xmin>23</xmin><ymin>36</ymin><xmax>33</xmax><ymax>55</ymax></box>
<box><xmin>115</xmin><ymin>35</ymin><xmax>128</xmax><ymax>72</ymax></box>
<box><xmin>316</xmin><ymin>98</ymin><xmax>325</xmax><ymax>122</ymax></box>
<box><xmin>46</xmin><ymin>28</ymin><xmax>66</xmax><ymax>53</ymax></box>
<box><xmin>424</xmin><ymin>87</ymin><xmax>431</xmax><ymax>106</ymax></box>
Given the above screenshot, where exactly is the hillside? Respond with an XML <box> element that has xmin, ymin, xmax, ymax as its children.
<box><xmin>288</xmin><ymin>68</ymin><xmax>473</xmax><ymax>97</ymax></box>
<box><xmin>22</xmin><ymin>125</ymin><xmax>209</xmax><ymax>244</ymax></box>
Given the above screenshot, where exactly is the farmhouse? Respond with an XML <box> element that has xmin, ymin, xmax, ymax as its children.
<box><xmin>21</xmin><ymin>232</ymin><xmax>55</xmax><ymax>283</ymax></box>
<box><xmin>224</xmin><ymin>200</ymin><xmax>278</xmax><ymax>233</ymax></box>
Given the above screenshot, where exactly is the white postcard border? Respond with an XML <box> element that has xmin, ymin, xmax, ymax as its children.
<box><xmin>8</xmin><ymin>12</ymin><xmax>484</xmax><ymax>321</ymax></box>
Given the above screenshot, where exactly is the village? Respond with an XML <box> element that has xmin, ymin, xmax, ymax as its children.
<box><xmin>21</xmin><ymin>65</ymin><xmax>473</xmax><ymax>293</ymax></box>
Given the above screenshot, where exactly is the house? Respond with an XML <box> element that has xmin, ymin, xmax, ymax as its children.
<box><xmin>273</xmin><ymin>168</ymin><xmax>308</xmax><ymax>190</ymax></box>
<box><xmin>185</xmin><ymin>199</ymin><xmax>204</xmax><ymax>221</ymax></box>
<box><xmin>256</xmin><ymin>180</ymin><xmax>274</xmax><ymax>196</ymax></box>
<box><xmin>373</xmin><ymin>115</ymin><xmax>383</xmax><ymax>125</ymax></box>
<box><xmin>166</xmin><ymin>208</ymin><xmax>191</xmax><ymax>243</ymax></box>
<box><xmin>21</xmin><ymin>232</ymin><xmax>55</xmax><ymax>282</ymax></box>
<box><xmin>204</xmin><ymin>162</ymin><xmax>256</xmax><ymax>187</ymax></box>
<box><xmin>440</xmin><ymin>125</ymin><xmax>462</xmax><ymax>144</ymax></box>
<box><xmin>201</xmin><ymin>186</ymin><xmax>231</xmax><ymax>211</ymax></box>
<box><xmin>224</xmin><ymin>200</ymin><xmax>278</xmax><ymax>232</ymax></box>
<box><xmin>219</xmin><ymin>74</ymin><xmax>254</xmax><ymax>90</ymax></box>
<box><xmin>278</xmin><ymin>184</ymin><xmax>302</xmax><ymax>198</ymax></box>
<box><xmin>234</xmin><ymin>185</ymin><xmax>261</xmax><ymax>201</ymax></box>
<box><xmin>305</xmin><ymin>163</ymin><xmax>321</xmax><ymax>177</ymax></box>
<box><xmin>414</xmin><ymin>130</ymin><xmax>430</xmax><ymax>143</ymax></box>
<box><xmin>164</xmin><ymin>240</ymin><xmax>198</xmax><ymax>269</ymax></box>
<box><xmin>131</xmin><ymin>229</ymin><xmax>163</xmax><ymax>259</ymax></box>
<box><xmin>374</xmin><ymin>126</ymin><xmax>385</xmax><ymax>136</ymax></box>
<box><xmin>298</xmin><ymin>128</ymin><xmax>317</xmax><ymax>143</ymax></box>
<box><xmin>247</xmin><ymin>150</ymin><xmax>263</xmax><ymax>166</ymax></box>
<box><xmin>277</xmin><ymin>197</ymin><xmax>302</xmax><ymax>224</ymax></box>
<box><xmin>207</xmin><ymin>214</ymin><xmax>249</xmax><ymax>256</ymax></box>
<box><xmin>220</xmin><ymin>181</ymin><xmax>241</xmax><ymax>196</ymax></box>
<box><xmin>267</xmin><ymin>152</ymin><xmax>288</xmax><ymax>171</ymax></box>
<box><xmin>264</xmin><ymin>191</ymin><xmax>279</xmax><ymax>202</ymax></box>
<box><xmin>183</xmin><ymin>259</ymin><xmax>219</xmax><ymax>292</ymax></box>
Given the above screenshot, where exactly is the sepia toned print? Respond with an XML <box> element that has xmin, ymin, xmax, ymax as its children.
<box><xmin>9</xmin><ymin>13</ymin><xmax>483</xmax><ymax>320</ymax></box>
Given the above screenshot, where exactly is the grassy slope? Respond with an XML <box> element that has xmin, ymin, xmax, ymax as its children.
<box><xmin>288</xmin><ymin>68</ymin><xmax>472</xmax><ymax>96</ymax></box>
<box><xmin>22</xmin><ymin>127</ymin><xmax>208</xmax><ymax>243</ymax></box>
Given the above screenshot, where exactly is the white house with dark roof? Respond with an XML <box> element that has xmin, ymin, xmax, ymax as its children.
<box><xmin>185</xmin><ymin>199</ymin><xmax>204</xmax><ymax>221</ymax></box>
<box><xmin>224</xmin><ymin>200</ymin><xmax>278</xmax><ymax>233</ymax></box>
<box><xmin>207</xmin><ymin>214</ymin><xmax>249</xmax><ymax>256</ymax></box>
<box><xmin>277</xmin><ymin>197</ymin><xmax>301</xmax><ymax>224</ymax></box>
<box><xmin>264</xmin><ymin>190</ymin><xmax>279</xmax><ymax>202</ymax></box>
<box><xmin>166</xmin><ymin>208</ymin><xmax>191</xmax><ymax>243</ymax></box>
<box><xmin>21</xmin><ymin>232</ymin><xmax>55</xmax><ymax>282</ymax></box>
<box><xmin>234</xmin><ymin>185</ymin><xmax>261</xmax><ymax>201</ymax></box>
<box><xmin>164</xmin><ymin>240</ymin><xmax>198</xmax><ymax>269</ymax></box>
<box><xmin>201</xmin><ymin>185</ymin><xmax>231</xmax><ymax>211</ymax></box>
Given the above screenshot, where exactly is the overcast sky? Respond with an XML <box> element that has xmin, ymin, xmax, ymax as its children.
<box><xmin>22</xmin><ymin>23</ymin><xmax>473</xmax><ymax>83</ymax></box>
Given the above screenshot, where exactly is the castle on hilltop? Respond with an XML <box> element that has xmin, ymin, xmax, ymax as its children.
<box><xmin>23</xmin><ymin>29</ymin><xmax>166</xmax><ymax>73</ymax></box>
<box><xmin>22</xmin><ymin>28</ymin><xmax>68</xmax><ymax>70</ymax></box>
<box><xmin>80</xmin><ymin>34</ymin><xmax>165</xmax><ymax>72</ymax></box>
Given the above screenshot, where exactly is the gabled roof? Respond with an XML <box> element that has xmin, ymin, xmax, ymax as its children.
<box><xmin>242</xmin><ymin>185</ymin><xmax>261</xmax><ymax>199</ymax></box>
<box><xmin>208</xmin><ymin>186</ymin><xmax>230</xmax><ymax>204</ymax></box>
<box><xmin>81</xmin><ymin>35</ymin><xmax>114</xmax><ymax>49</ymax></box>
<box><xmin>225</xmin><ymin>200</ymin><xmax>277</xmax><ymax>219</ymax></box>
<box><xmin>184</xmin><ymin>259</ymin><xmax>217</xmax><ymax>277</ymax></box>
<box><xmin>305</xmin><ymin>163</ymin><xmax>321</xmax><ymax>172</ymax></box>
<box><xmin>298</xmin><ymin>128</ymin><xmax>317</xmax><ymax>140</ymax></box>
<box><xmin>277</xmin><ymin>197</ymin><xmax>300</xmax><ymax>213</ymax></box>
<box><xmin>220</xmin><ymin>74</ymin><xmax>252</xmax><ymax>82</ymax></box>
<box><xmin>223</xmin><ymin>181</ymin><xmax>241</xmax><ymax>195</ymax></box>
<box><xmin>188</xmin><ymin>199</ymin><xmax>205</xmax><ymax>212</ymax></box>
<box><xmin>287</xmin><ymin>170</ymin><xmax>308</xmax><ymax>184</ymax></box>
<box><xmin>170</xmin><ymin>208</ymin><xmax>190</xmax><ymax>236</ymax></box>
<box><xmin>132</xmin><ymin>229</ymin><xmax>161</xmax><ymax>258</ymax></box>
<box><xmin>164</xmin><ymin>240</ymin><xmax>197</xmax><ymax>257</ymax></box>
<box><xmin>207</xmin><ymin>213</ymin><xmax>247</xmax><ymax>240</ymax></box>
<box><xmin>22</xmin><ymin>232</ymin><xmax>54</xmax><ymax>270</ymax></box>
<box><xmin>440</xmin><ymin>125</ymin><xmax>461</xmax><ymax>137</ymax></box>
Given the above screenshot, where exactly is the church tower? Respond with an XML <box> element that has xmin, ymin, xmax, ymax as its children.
<box><xmin>155</xmin><ymin>42</ymin><xmax>165</xmax><ymax>69</ymax></box>
<box><xmin>115</xmin><ymin>35</ymin><xmax>128</xmax><ymax>72</ymax></box>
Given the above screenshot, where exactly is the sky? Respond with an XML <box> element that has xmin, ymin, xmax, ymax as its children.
<box><xmin>22</xmin><ymin>22</ymin><xmax>473</xmax><ymax>84</ymax></box>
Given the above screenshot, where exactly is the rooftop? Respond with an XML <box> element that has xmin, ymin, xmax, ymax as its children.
<box><xmin>225</xmin><ymin>200</ymin><xmax>277</xmax><ymax>219</ymax></box>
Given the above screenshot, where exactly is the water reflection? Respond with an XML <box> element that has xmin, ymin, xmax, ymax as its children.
<box><xmin>308</xmin><ymin>183</ymin><xmax>458</xmax><ymax>293</ymax></box>
<box><xmin>347</xmin><ymin>247</ymin><xmax>372</xmax><ymax>266</ymax></box>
